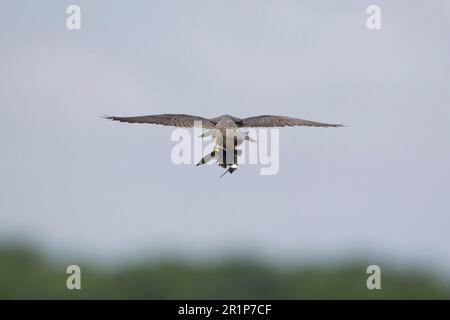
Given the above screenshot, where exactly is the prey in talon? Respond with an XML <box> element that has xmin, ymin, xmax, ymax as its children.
<box><xmin>197</xmin><ymin>132</ymin><xmax>245</xmax><ymax>177</ymax></box>
<box><xmin>103</xmin><ymin>114</ymin><xmax>343</xmax><ymax>175</ymax></box>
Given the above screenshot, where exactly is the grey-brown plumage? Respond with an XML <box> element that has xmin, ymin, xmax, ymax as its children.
<box><xmin>104</xmin><ymin>114</ymin><xmax>343</xmax><ymax>129</ymax></box>
<box><xmin>104</xmin><ymin>113</ymin><xmax>343</xmax><ymax>176</ymax></box>
<box><xmin>104</xmin><ymin>114</ymin><xmax>217</xmax><ymax>129</ymax></box>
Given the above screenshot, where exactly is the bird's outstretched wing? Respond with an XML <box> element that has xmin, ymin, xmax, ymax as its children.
<box><xmin>236</xmin><ymin>115</ymin><xmax>343</xmax><ymax>128</ymax></box>
<box><xmin>103</xmin><ymin>114</ymin><xmax>216</xmax><ymax>129</ymax></box>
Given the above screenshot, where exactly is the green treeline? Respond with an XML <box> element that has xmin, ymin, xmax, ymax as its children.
<box><xmin>0</xmin><ymin>246</ymin><xmax>449</xmax><ymax>299</ymax></box>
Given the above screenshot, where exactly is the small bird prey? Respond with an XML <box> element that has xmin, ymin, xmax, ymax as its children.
<box><xmin>104</xmin><ymin>114</ymin><xmax>343</xmax><ymax>176</ymax></box>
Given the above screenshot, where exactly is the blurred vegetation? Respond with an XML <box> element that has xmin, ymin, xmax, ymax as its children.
<box><xmin>0</xmin><ymin>245</ymin><xmax>449</xmax><ymax>299</ymax></box>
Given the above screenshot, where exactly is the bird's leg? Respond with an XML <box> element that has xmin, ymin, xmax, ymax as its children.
<box><xmin>218</xmin><ymin>136</ymin><xmax>240</xmax><ymax>174</ymax></box>
<box><xmin>213</xmin><ymin>136</ymin><xmax>220</xmax><ymax>151</ymax></box>
<box><xmin>233</xmin><ymin>136</ymin><xmax>238</xmax><ymax>165</ymax></box>
<box><xmin>196</xmin><ymin>134</ymin><xmax>226</xmax><ymax>166</ymax></box>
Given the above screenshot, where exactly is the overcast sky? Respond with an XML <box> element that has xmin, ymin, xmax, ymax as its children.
<box><xmin>1</xmin><ymin>1</ymin><xmax>449</xmax><ymax>270</ymax></box>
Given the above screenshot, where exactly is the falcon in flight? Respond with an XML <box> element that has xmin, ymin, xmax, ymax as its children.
<box><xmin>104</xmin><ymin>114</ymin><xmax>343</xmax><ymax>176</ymax></box>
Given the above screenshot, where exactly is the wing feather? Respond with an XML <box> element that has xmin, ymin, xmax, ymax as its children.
<box><xmin>103</xmin><ymin>114</ymin><xmax>216</xmax><ymax>129</ymax></box>
<box><xmin>238</xmin><ymin>115</ymin><xmax>343</xmax><ymax>128</ymax></box>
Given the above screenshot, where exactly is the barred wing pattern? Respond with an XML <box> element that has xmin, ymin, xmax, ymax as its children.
<box><xmin>104</xmin><ymin>114</ymin><xmax>216</xmax><ymax>129</ymax></box>
<box><xmin>237</xmin><ymin>115</ymin><xmax>343</xmax><ymax>128</ymax></box>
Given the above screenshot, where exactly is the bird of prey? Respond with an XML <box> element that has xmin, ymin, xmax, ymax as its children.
<box><xmin>104</xmin><ymin>114</ymin><xmax>343</xmax><ymax>176</ymax></box>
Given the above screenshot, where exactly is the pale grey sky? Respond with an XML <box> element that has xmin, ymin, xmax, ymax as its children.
<box><xmin>0</xmin><ymin>1</ymin><xmax>449</xmax><ymax>270</ymax></box>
